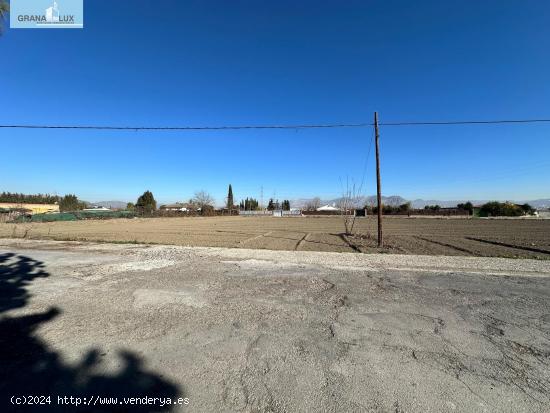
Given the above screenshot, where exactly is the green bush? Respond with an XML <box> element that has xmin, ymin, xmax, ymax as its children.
<box><xmin>478</xmin><ymin>202</ymin><xmax>524</xmax><ymax>217</ymax></box>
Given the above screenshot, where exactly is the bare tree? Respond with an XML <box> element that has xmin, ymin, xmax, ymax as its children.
<box><xmin>305</xmin><ymin>197</ymin><xmax>321</xmax><ymax>211</ymax></box>
<box><xmin>192</xmin><ymin>190</ymin><xmax>214</xmax><ymax>209</ymax></box>
<box><xmin>339</xmin><ymin>178</ymin><xmax>360</xmax><ymax>235</ymax></box>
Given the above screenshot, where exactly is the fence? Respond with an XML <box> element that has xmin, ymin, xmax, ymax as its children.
<box><xmin>239</xmin><ymin>210</ymin><xmax>302</xmax><ymax>217</ymax></box>
<box><xmin>282</xmin><ymin>210</ymin><xmax>302</xmax><ymax>216</ymax></box>
<box><xmin>239</xmin><ymin>210</ymin><xmax>274</xmax><ymax>216</ymax></box>
<box><xmin>15</xmin><ymin>210</ymin><xmax>135</xmax><ymax>223</ymax></box>
<box><xmin>302</xmin><ymin>210</ymin><xmax>353</xmax><ymax>216</ymax></box>
<box><xmin>383</xmin><ymin>209</ymin><xmax>470</xmax><ymax>217</ymax></box>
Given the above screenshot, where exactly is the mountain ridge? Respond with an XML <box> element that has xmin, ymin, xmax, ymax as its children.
<box><xmin>85</xmin><ymin>197</ymin><xmax>550</xmax><ymax>210</ymax></box>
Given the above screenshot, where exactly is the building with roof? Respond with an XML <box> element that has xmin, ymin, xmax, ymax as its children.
<box><xmin>316</xmin><ymin>204</ymin><xmax>340</xmax><ymax>212</ymax></box>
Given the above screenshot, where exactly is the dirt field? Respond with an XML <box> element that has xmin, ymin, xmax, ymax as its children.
<box><xmin>1</xmin><ymin>216</ymin><xmax>550</xmax><ymax>259</ymax></box>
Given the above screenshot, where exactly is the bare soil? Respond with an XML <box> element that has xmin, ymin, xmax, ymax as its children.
<box><xmin>1</xmin><ymin>216</ymin><xmax>549</xmax><ymax>258</ymax></box>
<box><xmin>2</xmin><ymin>239</ymin><xmax>550</xmax><ymax>412</ymax></box>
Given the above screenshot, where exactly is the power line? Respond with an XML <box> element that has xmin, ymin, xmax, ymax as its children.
<box><xmin>357</xmin><ymin>126</ymin><xmax>375</xmax><ymax>196</ymax></box>
<box><xmin>380</xmin><ymin>119</ymin><xmax>550</xmax><ymax>126</ymax></box>
<box><xmin>0</xmin><ymin>123</ymin><xmax>371</xmax><ymax>131</ymax></box>
<box><xmin>0</xmin><ymin>118</ymin><xmax>550</xmax><ymax>131</ymax></box>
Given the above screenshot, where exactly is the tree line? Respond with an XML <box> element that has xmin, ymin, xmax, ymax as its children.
<box><xmin>0</xmin><ymin>192</ymin><xmax>61</xmax><ymax>204</ymax></box>
<box><xmin>267</xmin><ymin>199</ymin><xmax>291</xmax><ymax>211</ymax></box>
<box><xmin>365</xmin><ymin>200</ymin><xmax>535</xmax><ymax>217</ymax></box>
<box><xmin>9</xmin><ymin>188</ymin><xmax>534</xmax><ymax>218</ymax></box>
<box><xmin>0</xmin><ymin>192</ymin><xmax>87</xmax><ymax>212</ymax></box>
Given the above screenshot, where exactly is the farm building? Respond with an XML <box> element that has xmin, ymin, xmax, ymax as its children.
<box><xmin>160</xmin><ymin>203</ymin><xmax>194</xmax><ymax>212</ymax></box>
<box><xmin>317</xmin><ymin>204</ymin><xmax>340</xmax><ymax>211</ymax></box>
<box><xmin>0</xmin><ymin>202</ymin><xmax>59</xmax><ymax>214</ymax></box>
<box><xmin>83</xmin><ymin>206</ymin><xmax>111</xmax><ymax>211</ymax></box>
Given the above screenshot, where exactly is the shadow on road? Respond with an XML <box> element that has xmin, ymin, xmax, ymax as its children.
<box><xmin>0</xmin><ymin>252</ymin><xmax>182</xmax><ymax>411</ymax></box>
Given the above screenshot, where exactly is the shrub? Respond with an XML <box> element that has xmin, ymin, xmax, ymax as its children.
<box><xmin>478</xmin><ymin>202</ymin><xmax>523</xmax><ymax>217</ymax></box>
<box><xmin>200</xmin><ymin>205</ymin><xmax>215</xmax><ymax>216</ymax></box>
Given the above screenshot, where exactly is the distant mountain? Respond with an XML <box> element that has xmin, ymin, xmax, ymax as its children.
<box><xmin>411</xmin><ymin>199</ymin><xmax>550</xmax><ymax>209</ymax></box>
<box><xmin>523</xmin><ymin>199</ymin><xmax>550</xmax><ymax>209</ymax></box>
<box><xmin>410</xmin><ymin>199</ymin><xmax>472</xmax><ymax>209</ymax></box>
<box><xmin>86</xmin><ymin>200</ymin><xmax>128</xmax><ymax>209</ymax></box>
<box><xmin>291</xmin><ymin>195</ymin><xmax>407</xmax><ymax>209</ymax></box>
<box><xmin>292</xmin><ymin>196</ymin><xmax>550</xmax><ymax>210</ymax></box>
<box><xmin>83</xmin><ymin>197</ymin><xmax>550</xmax><ymax>211</ymax></box>
<box><xmin>351</xmin><ymin>195</ymin><xmax>407</xmax><ymax>207</ymax></box>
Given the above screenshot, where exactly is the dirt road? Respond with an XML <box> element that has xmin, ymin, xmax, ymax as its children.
<box><xmin>2</xmin><ymin>216</ymin><xmax>550</xmax><ymax>258</ymax></box>
<box><xmin>1</xmin><ymin>239</ymin><xmax>550</xmax><ymax>412</ymax></box>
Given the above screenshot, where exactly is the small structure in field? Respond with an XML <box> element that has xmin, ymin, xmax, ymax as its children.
<box><xmin>317</xmin><ymin>204</ymin><xmax>340</xmax><ymax>212</ymax></box>
<box><xmin>0</xmin><ymin>202</ymin><xmax>59</xmax><ymax>215</ymax></box>
<box><xmin>0</xmin><ymin>207</ymin><xmax>32</xmax><ymax>223</ymax></box>
<box><xmin>160</xmin><ymin>203</ymin><xmax>194</xmax><ymax>212</ymax></box>
<box><xmin>83</xmin><ymin>206</ymin><xmax>111</xmax><ymax>211</ymax></box>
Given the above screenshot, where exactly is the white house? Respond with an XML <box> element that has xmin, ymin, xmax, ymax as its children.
<box><xmin>83</xmin><ymin>206</ymin><xmax>111</xmax><ymax>211</ymax></box>
<box><xmin>316</xmin><ymin>204</ymin><xmax>340</xmax><ymax>212</ymax></box>
<box><xmin>160</xmin><ymin>203</ymin><xmax>192</xmax><ymax>212</ymax></box>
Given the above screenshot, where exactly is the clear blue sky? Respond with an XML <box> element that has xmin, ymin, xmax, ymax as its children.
<box><xmin>1</xmin><ymin>0</ymin><xmax>549</xmax><ymax>205</ymax></box>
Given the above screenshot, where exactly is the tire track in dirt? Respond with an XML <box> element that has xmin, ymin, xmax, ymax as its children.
<box><xmin>294</xmin><ymin>233</ymin><xmax>309</xmax><ymax>251</ymax></box>
<box><xmin>240</xmin><ymin>231</ymin><xmax>273</xmax><ymax>246</ymax></box>
<box><xmin>339</xmin><ymin>234</ymin><xmax>361</xmax><ymax>253</ymax></box>
<box><xmin>414</xmin><ymin>236</ymin><xmax>478</xmax><ymax>256</ymax></box>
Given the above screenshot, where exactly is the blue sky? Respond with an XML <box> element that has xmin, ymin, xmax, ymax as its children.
<box><xmin>1</xmin><ymin>0</ymin><xmax>549</xmax><ymax>205</ymax></box>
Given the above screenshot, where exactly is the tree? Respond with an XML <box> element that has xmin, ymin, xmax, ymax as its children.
<box><xmin>241</xmin><ymin>197</ymin><xmax>259</xmax><ymax>211</ymax></box>
<box><xmin>126</xmin><ymin>202</ymin><xmax>135</xmax><ymax>211</ymax></box>
<box><xmin>136</xmin><ymin>191</ymin><xmax>156</xmax><ymax>215</ymax></box>
<box><xmin>424</xmin><ymin>205</ymin><xmax>441</xmax><ymax>211</ymax></box>
<box><xmin>267</xmin><ymin>198</ymin><xmax>275</xmax><ymax>211</ymax></box>
<box><xmin>0</xmin><ymin>1</ymin><xmax>9</xmax><ymax>34</ymax></box>
<box><xmin>339</xmin><ymin>178</ymin><xmax>359</xmax><ymax>235</ymax></box>
<box><xmin>59</xmin><ymin>194</ymin><xmax>86</xmax><ymax>212</ymax></box>
<box><xmin>398</xmin><ymin>202</ymin><xmax>411</xmax><ymax>212</ymax></box>
<box><xmin>282</xmin><ymin>200</ymin><xmax>291</xmax><ymax>211</ymax></box>
<box><xmin>226</xmin><ymin>184</ymin><xmax>234</xmax><ymax>209</ymax></box>
<box><xmin>520</xmin><ymin>203</ymin><xmax>535</xmax><ymax>215</ymax></box>
<box><xmin>457</xmin><ymin>201</ymin><xmax>474</xmax><ymax>215</ymax></box>
<box><xmin>479</xmin><ymin>201</ymin><xmax>524</xmax><ymax>217</ymax></box>
<box><xmin>192</xmin><ymin>190</ymin><xmax>214</xmax><ymax>209</ymax></box>
<box><xmin>305</xmin><ymin>197</ymin><xmax>321</xmax><ymax>211</ymax></box>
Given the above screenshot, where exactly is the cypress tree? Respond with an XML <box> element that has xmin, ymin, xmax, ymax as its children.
<box><xmin>136</xmin><ymin>190</ymin><xmax>157</xmax><ymax>215</ymax></box>
<box><xmin>227</xmin><ymin>184</ymin><xmax>234</xmax><ymax>209</ymax></box>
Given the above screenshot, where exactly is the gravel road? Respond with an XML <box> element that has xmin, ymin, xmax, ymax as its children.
<box><xmin>1</xmin><ymin>239</ymin><xmax>550</xmax><ymax>412</ymax></box>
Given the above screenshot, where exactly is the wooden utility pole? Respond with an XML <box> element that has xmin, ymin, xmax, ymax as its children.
<box><xmin>374</xmin><ymin>112</ymin><xmax>383</xmax><ymax>247</ymax></box>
